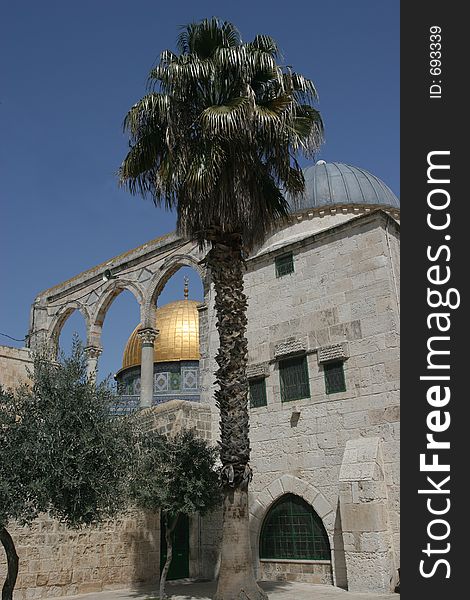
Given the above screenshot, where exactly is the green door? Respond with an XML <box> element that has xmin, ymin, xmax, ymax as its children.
<box><xmin>160</xmin><ymin>514</ymin><xmax>189</xmax><ymax>580</ymax></box>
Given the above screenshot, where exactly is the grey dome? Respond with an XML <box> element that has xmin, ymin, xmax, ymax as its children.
<box><xmin>288</xmin><ymin>161</ymin><xmax>399</xmax><ymax>213</ymax></box>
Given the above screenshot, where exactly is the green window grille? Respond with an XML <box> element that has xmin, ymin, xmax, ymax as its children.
<box><xmin>170</xmin><ymin>372</ymin><xmax>181</xmax><ymax>391</ymax></box>
<box><xmin>249</xmin><ymin>378</ymin><xmax>267</xmax><ymax>408</ymax></box>
<box><xmin>260</xmin><ymin>494</ymin><xmax>331</xmax><ymax>560</ymax></box>
<box><xmin>279</xmin><ymin>356</ymin><xmax>310</xmax><ymax>402</ymax></box>
<box><xmin>275</xmin><ymin>253</ymin><xmax>294</xmax><ymax>277</ymax></box>
<box><xmin>324</xmin><ymin>361</ymin><xmax>346</xmax><ymax>394</ymax></box>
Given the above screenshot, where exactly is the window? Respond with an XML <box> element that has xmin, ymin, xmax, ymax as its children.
<box><xmin>279</xmin><ymin>356</ymin><xmax>310</xmax><ymax>402</ymax></box>
<box><xmin>275</xmin><ymin>252</ymin><xmax>294</xmax><ymax>277</ymax></box>
<box><xmin>260</xmin><ymin>494</ymin><xmax>331</xmax><ymax>560</ymax></box>
<box><xmin>324</xmin><ymin>361</ymin><xmax>346</xmax><ymax>394</ymax></box>
<box><xmin>249</xmin><ymin>378</ymin><xmax>267</xmax><ymax>408</ymax></box>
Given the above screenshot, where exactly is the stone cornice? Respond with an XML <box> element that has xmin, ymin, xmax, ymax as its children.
<box><xmin>246</xmin><ymin>209</ymin><xmax>400</xmax><ymax>265</ymax></box>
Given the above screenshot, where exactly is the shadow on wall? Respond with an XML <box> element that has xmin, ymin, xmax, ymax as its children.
<box><xmin>332</xmin><ymin>501</ymin><xmax>348</xmax><ymax>590</ymax></box>
<box><xmin>198</xmin><ymin>507</ymin><xmax>223</xmax><ymax>581</ymax></box>
<box><xmin>127</xmin><ymin>510</ymin><xmax>161</xmax><ymax>587</ymax></box>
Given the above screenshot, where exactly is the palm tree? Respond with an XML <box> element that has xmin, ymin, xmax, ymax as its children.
<box><xmin>119</xmin><ymin>17</ymin><xmax>323</xmax><ymax>600</ymax></box>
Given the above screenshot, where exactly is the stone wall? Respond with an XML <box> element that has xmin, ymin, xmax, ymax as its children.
<box><xmin>0</xmin><ymin>511</ymin><xmax>160</xmax><ymax>600</ymax></box>
<box><xmin>259</xmin><ymin>560</ymin><xmax>332</xmax><ymax>584</ymax></box>
<box><xmin>136</xmin><ymin>399</ymin><xmax>212</xmax><ymax>440</ymax></box>
<box><xmin>0</xmin><ymin>346</ymin><xmax>33</xmax><ymax>390</ymax></box>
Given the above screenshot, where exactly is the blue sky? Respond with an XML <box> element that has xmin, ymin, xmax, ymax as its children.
<box><xmin>0</xmin><ymin>0</ymin><xmax>399</xmax><ymax>381</ymax></box>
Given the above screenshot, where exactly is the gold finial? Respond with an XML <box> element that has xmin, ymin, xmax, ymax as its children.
<box><xmin>184</xmin><ymin>276</ymin><xmax>189</xmax><ymax>300</ymax></box>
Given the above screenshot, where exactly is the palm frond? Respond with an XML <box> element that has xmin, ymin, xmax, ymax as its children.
<box><xmin>159</xmin><ymin>49</ymin><xmax>177</xmax><ymax>65</ymax></box>
<box><xmin>178</xmin><ymin>18</ymin><xmax>241</xmax><ymax>58</ymax></box>
<box><xmin>184</xmin><ymin>142</ymin><xmax>225</xmax><ymax>195</ymax></box>
<box><xmin>200</xmin><ymin>97</ymin><xmax>252</xmax><ymax>137</ymax></box>
<box><xmin>248</xmin><ymin>34</ymin><xmax>280</xmax><ymax>57</ymax></box>
<box><xmin>123</xmin><ymin>93</ymin><xmax>171</xmax><ymax>138</ymax></box>
<box><xmin>293</xmin><ymin>73</ymin><xmax>319</xmax><ymax>101</ymax></box>
<box><xmin>290</xmin><ymin>105</ymin><xmax>324</xmax><ymax>155</ymax></box>
<box><xmin>212</xmin><ymin>45</ymin><xmax>248</xmax><ymax>72</ymax></box>
<box><xmin>257</xmin><ymin>94</ymin><xmax>292</xmax><ymax>115</ymax></box>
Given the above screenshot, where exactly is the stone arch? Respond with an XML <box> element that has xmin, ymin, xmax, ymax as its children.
<box><xmin>141</xmin><ymin>254</ymin><xmax>207</xmax><ymax>329</ymax></box>
<box><xmin>249</xmin><ymin>475</ymin><xmax>336</xmax><ymax>577</ymax></box>
<box><xmin>48</xmin><ymin>301</ymin><xmax>91</xmax><ymax>357</ymax></box>
<box><xmin>90</xmin><ymin>279</ymin><xmax>144</xmax><ymax>339</ymax></box>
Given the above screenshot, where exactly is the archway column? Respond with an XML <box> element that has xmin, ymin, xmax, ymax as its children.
<box><xmin>138</xmin><ymin>327</ymin><xmax>158</xmax><ymax>408</ymax></box>
<box><xmin>84</xmin><ymin>345</ymin><xmax>102</xmax><ymax>380</ymax></box>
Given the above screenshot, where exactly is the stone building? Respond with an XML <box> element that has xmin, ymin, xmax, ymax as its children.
<box><xmin>1</xmin><ymin>161</ymin><xmax>400</xmax><ymax>597</ymax></box>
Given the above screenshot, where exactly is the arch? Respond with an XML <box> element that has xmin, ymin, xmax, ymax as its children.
<box><xmin>249</xmin><ymin>475</ymin><xmax>336</xmax><ymax>577</ymax></box>
<box><xmin>259</xmin><ymin>494</ymin><xmax>331</xmax><ymax>561</ymax></box>
<box><xmin>141</xmin><ymin>254</ymin><xmax>207</xmax><ymax>329</ymax></box>
<box><xmin>91</xmin><ymin>279</ymin><xmax>144</xmax><ymax>333</ymax></box>
<box><xmin>48</xmin><ymin>301</ymin><xmax>91</xmax><ymax>356</ymax></box>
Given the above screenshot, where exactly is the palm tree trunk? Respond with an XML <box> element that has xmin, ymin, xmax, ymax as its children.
<box><xmin>159</xmin><ymin>513</ymin><xmax>179</xmax><ymax>600</ymax></box>
<box><xmin>1</xmin><ymin>527</ymin><xmax>19</xmax><ymax>600</ymax></box>
<box><xmin>207</xmin><ymin>235</ymin><xmax>267</xmax><ymax>600</ymax></box>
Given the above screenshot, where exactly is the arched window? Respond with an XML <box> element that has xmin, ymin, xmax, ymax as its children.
<box><xmin>260</xmin><ymin>494</ymin><xmax>331</xmax><ymax>560</ymax></box>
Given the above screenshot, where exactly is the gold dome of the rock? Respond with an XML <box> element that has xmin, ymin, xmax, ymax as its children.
<box><xmin>121</xmin><ymin>300</ymin><xmax>200</xmax><ymax>370</ymax></box>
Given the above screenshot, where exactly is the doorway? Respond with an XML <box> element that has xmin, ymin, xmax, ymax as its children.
<box><xmin>160</xmin><ymin>514</ymin><xmax>190</xmax><ymax>580</ymax></box>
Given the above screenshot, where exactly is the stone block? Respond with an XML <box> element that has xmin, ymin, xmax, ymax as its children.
<box><xmin>317</xmin><ymin>432</ymin><xmax>338</xmax><ymax>449</ymax></box>
<box><xmin>359</xmin><ymin>532</ymin><xmax>391</xmax><ymax>553</ymax></box>
<box><xmin>35</xmin><ymin>574</ymin><xmax>48</xmax><ymax>587</ymax></box>
<box><xmin>279</xmin><ymin>473</ymin><xmax>294</xmax><ymax>493</ymax></box>
<box><xmin>78</xmin><ymin>582</ymin><xmax>102</xmax><ymax>594</ymax></box>
<box><xmin>322</xmin><ymin>509</ymin><xmax>336</xmax><ymax>533</ymax></box>
<box><xmin>343</xmin><ymin>411</ymin><xmax>369</xmax><ymax>430</ymax></box>
<box><xmin>339</xmin><ymin>487</ymin><xmax>353</xmax><ymax>505</ymax></box>
<box><xmin>302</xmin><ymin>484</ymin><xmax>320</xmax><ymax>507</ymax></box>
<box><xmin>341</xmin><ymin>532</ymin><xmax>357</xmax><ymax>552</ymax></box>
<box><xmin>256</xmin><ymin>490</ymin><xmax>273</xmax><ymax>510</ymax></box>
<box><xmin>345</xmin><ymin>551</ymin><xmax>394</xmax><ymax>594</ymax></box>
<box><xmin>289</xmin><ymin>477</ymin><xmax>311</xmax><ymax>499</ymax></box>
<box><xmin>358</xmin><ymin>480</ymin><xmax>388</xmax><ymax>502</ymax></box>
<box><xmin>312</xmin><ymin>494</ymin><xmax>333</xmax><ymax>519</ymax></box>
<box><xmin>341</xmin><ymin>502</ymin><xmax>389</xmax><ymax>533</ymax></box>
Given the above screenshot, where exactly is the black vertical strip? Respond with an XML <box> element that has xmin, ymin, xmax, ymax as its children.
<box><xmin>401</xmin><ymin>2</ymin><xmax>464</xmax><ymax>598</ymax></box>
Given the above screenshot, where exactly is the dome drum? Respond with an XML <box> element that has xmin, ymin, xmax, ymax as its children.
<box><xmin>116</xmin><ymin>299</ymin><xmax>201</xmax><ymax>407</ymax></box>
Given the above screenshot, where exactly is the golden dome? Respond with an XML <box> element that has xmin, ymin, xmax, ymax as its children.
<box><xmin>121</xmin><ymin>300</ymin><xmax>200</xmax><ymax>370</ymax></box>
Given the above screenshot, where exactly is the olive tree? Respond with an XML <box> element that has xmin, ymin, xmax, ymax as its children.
<box><xmin>130</xmin><ymin>428</ymin><xmax>221</xmax><ymax>599</ymax></box>
<box><xmin>0</xmin><ymin>340</ymin><xmax>133</xmax><ymax>600</ymax></box>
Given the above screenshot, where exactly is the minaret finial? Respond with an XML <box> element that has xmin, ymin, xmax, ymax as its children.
<box><xmin>184</xmin><ymin>276</ymin><xmax>189</xmax><ymax>300</ymax></box>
